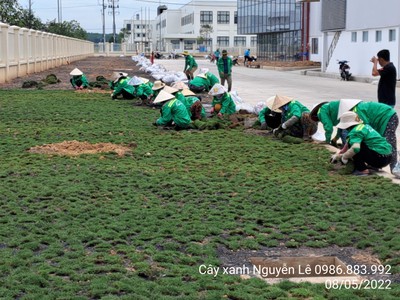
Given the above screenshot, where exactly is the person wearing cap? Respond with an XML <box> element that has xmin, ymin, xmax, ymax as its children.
<box><xmin>338</xmin><ymin>99</ymin><xmax>398</xmax><ymax>172</ymax></box>
<box><xmin>149</xmin><ymin>80</ymin><xmax>166</xmax><ymax>104</ymax></box>
<box><xmin>182</xmin><ymin>51</ymin><xmax>198</xmax><ymax>80</ymax></box>
<box><xmin>153</xmin><ymin>90</ymin><xmax>192</xmax><ymax>129</ymax></box>
<box><xmin>214</xmin><ymin>49</ymin><xmax>221</xmax><ymax>64</ymax></box>
<box><xmin>181</xmin><ymin>88</ymin><xmax>206</xmax><ymax>120</ymax></box>
<box><xmin>208</xmin><ymin>83</ymin><xmax>236</xmax><ymax>117</ymax></box>
<box><xmin>310</xmin><ymin>100</ymin><xmax>347</xmax><ymax>146</ymax></box>
<box><xmin>331</xmin><ymin>111</ymin><xmax>392</xmax><ymax>176</ymax></box>
<box><xmin>217</xmin><ymin>50</ymin><xmax>233</xmax><ymax>92</ymax></box>
<box><xmin>128</xmin><ymin>76</ymin><xmax>153</xmax><ymax>103</ymax></box>
<box><xmin>370</xmin><ymin>49</ymin><xmax>397</xmax><ymax>107</ymax></box>
<box><xmin>258</xmin><ymin>96</ymin><xmax>282</xmax><ymax>130</ymax></box>
<box><xmin>271</xmin><ymin>95</ymin><xmax>317</xmax><ymax>141</ymax></box>
<box><xmin>69</xmin><ymin>68</ymin><xmax>89</xmax><ymax>90</ymax></box>
<box><xmin>110</xmin><ymin>72</ymin><xmax>135</xmax><ymax>100</ymax></box>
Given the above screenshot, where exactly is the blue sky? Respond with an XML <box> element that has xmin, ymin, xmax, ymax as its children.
<box><xmin>18</xmin><ymin>0</ymin><xmax>191</xmax><ymax>33</ymax></box>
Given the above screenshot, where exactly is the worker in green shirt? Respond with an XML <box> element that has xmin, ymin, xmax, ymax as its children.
<box><xmin>69</xmin><ymin>68</ymin><xmax>89</xmax><ymax>90</ymax></box>
<box><xmin>310</xmin><ymin>100</ymin><xmax>347</xmax><ymax>146</ymax></box>
<box><xmin>110</xmin><ymin>72</ymin><xmax>135</xmax><ymax>100</ymax></box>
<box><xmin>338</xmin><ymin>99</ymin><xmax>398</xmax><ymax>172</ymax></box>
<box><xmin>217</xmin><ymin>50</ymin><xmax>233</xmax><ymax>92</ymax></box>
<box><xmin>128</xmin><ymin>76</ymin><xmax>153</xmax><ymax>103</ymax></box>
<box><xmin>182</xmin><ymin>51</ymin><xmax>198</xmax><ymax>80</ymax></box>
<box><xmin>188</xmin><ymin>73</ymin><xmax>211</xmax><ymax>93</ymax></box>
<box><xmin>331</xmin><ymin>111</ymin><xmax>392</xmax><ymax>176</ymax></box>
<box><xmin>258</xmin><ymin>96</ymin><xmax>282</xmax><ymax>130</ymax></box>
<box><xmin>153</xmin><ymin>90</ymin><xmax>192</xmax><ymax>129</ymax></box>
<box><xmin>271</xmin><ymin>95</ymin><xmax>317</xmax><ymax>141</ymax></box>
<box><xmin>208</xmin><ymin>83</ymin><xmax>236</xmax><ymax>117</ymax></box>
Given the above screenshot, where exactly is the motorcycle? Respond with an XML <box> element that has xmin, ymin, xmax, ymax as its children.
<box><xmin>338</xmin><ymin>60</ymin><xmax>352</xmax><ymax>81</ymax></box>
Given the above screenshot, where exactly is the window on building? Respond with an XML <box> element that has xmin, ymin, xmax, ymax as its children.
<box><xmin>362</xmin><ymin>31</ymin><xmax>368</xmax><ymax>42</ymax></box>
<box><xmin>171</xmin><ymin>40</ymin><xmax>180</xmax><ymax>50</ymax></box>
<box><xmin>217</xmin><ymin>11</ymin><xmax>230</xmax><ymax>24</ymax></box>
<box><xmin>311</xmin><ymin>38</ymin><xmax>318</xmax><ymax>54</ymax></box>
<box><xmin>217</xmin><ymin>36</ymin><xmax>229</xmax><ymax>47</ymax></box>
<box><xmin>234</xmin><ymin>36</ymin><xmax>246</xmax><ymax>47</ymax></box>
<box><xmin>184</xmin><ymin>40</ymin><xmax>196</xmax><ymax>50</ymax></box>
<box><xmin>389</xmin><ymin>29</ymin><xmax>396</xmax><ymax>41</ymax></box>
<box><xmin>375</xmin><ymin>30</ymin><xmax>382</xmax><ymax>42</ymax></box>
<box><xmin>126</xmin><ymin>24</ymin><xmax>131</xmax><ymax>31</ymax></box>
<box><xmin>351</xmin><ymin>32</ymin><xmax>357</xmax><ymax>42</ymax></box>
<box><xmin>234</xmin><ymin>11</ymin><xmax>237</xmax><ymax>24</ymax></box>
<box><xmin>251</xmin><ymin>36</ymin><xmax>257</xmax><ymax>47</ymax></box>
<box><xmin>200</xmin><ymin>11</ymin><xmax>213</xmax><ymax>24</ymax></box>
<box><xmin>181</xmin><ymin>13</ymin><xmax>194</xmax><ymax>26</ymax></box>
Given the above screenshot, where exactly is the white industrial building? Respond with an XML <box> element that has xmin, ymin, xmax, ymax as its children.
<box><xmin>306</xmin><ymin>0</ymin><xmax>400</xmax><ymax>79</ymax></box>
<box><xmin>123</xmin><ymin>0</ymin><xmax>256</xmax><ymax>56</ymax></box>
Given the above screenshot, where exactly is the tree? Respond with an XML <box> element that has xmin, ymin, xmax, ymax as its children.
<box><xmin>199</xmin><ymin>24</ymin><xmax>213</xmax><ymax>52</ymax></box>
<box><xmin>45</xmin><ymin>20</ymin><xmax>87</xmax><ymax>40</ymax></box>
<box><xmin>118</xmin><ymin>28</ymin><xmax>130</xmax><ymax>43</ymax></box>
<box><xmin>0</xmin><ymin>0</ymin><xmax>22</xmax><ymax>25</ymax></box>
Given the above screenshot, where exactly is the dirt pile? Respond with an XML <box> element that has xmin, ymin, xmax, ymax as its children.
<box><xmin>27</xmin><ymin>140</ymin><xmax>136</xmax><ymax>157</ymax></box>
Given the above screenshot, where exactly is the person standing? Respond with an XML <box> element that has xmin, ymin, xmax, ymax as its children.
<box><xmin>217</xmin><ymin>50</ymin><xmax>233</xmax><ymax>92</ymax></box>
<box><xmin>244</xmin><ymin>48</ymin><xmax>250</xmax><ymax>66</ymax></box>
<box><xmin>182</xmin><ymin>51</ymin><xmax>198</xmax><ymax>80</ymax></box>
<box><xmin>214</xmin><ymin>49</ymin><xmax>220</xmax><ymax>64</ymax></box>
<box><xmin>371</xmin><ymin>49</ymin><xmax>397</xmax><ymax>107</ymax></box>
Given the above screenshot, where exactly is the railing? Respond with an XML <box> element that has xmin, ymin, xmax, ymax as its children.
<box><xmin>0</xmin><ymin>22</ymin><xmax>94</xmax><ymax>83</ymax></box>
<box><xmin>326</xmin><ymin>31</ymin><xmax>341</xmax><ymax>68</ymax></box>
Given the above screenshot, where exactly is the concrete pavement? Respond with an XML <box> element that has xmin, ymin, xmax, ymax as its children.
<box><xmin>155</xmin><ymin>57</ymin><xmax>400</xmax><ymax>182</ymax></box>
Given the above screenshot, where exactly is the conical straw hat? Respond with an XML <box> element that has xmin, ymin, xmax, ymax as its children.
<box><xmin>271</xmin><ymin>95</ymin><xmax>294</xmax><ymax>112</ymax></box>
<box><xmin>70</xmin><ymin>68</ymin><xmax>83</xmax><ymax>76</ymax></box>
<box><xmin>181</xmin><ymin>88</ymin><xmax>196</xmax><ymax>97</ymax></box>
<box><xmin>139</xmin><ymin>77</ymin><xmax>149</xmax><ymax>84</ymax></box>
<box><xmin>152</xmin><ymin>80</ymin><xmax>166</xmax><ymax>91</ymax></box>
<box><xmin>172</xmin><ymin>81</ymin><xmax>188</xmax><ymax>90</ymax></box>
<box><xmin>163</xmin><ymin>85</ymin><xmax>179</xmax><ymax>94</ymax></box>
<box><xmin>111</xmin><ymin>71</ymin><xmax>128</xmax><ymax>83</ymax></box>
<box><xmin>337</xmin><ymin>99</ymin><xmax>362</xmax><ymax>119</ymax></box>
<box><xmin>310</xmin><ymin>101</ymin><xmax>328</xmax><ymax>122</ymax></box>
<box><xmin>153</xmin><ymin>90</ymin><xmax>175</xmax><ymax>104</ymax></box>
<box><xmin>196</xmin><ymin>73</ymin><xmax>207</xmax><ymax>79</ymax></box>
<box><xmin>208</xmin><ymin>84</ymin><xmax>226</xmax><ymax>96</ymax></box>
<box><xmin>337</xmin><ymin>111</ymin><xmax>362</xmax><ymax>129</ymax></box>
<box><xmin>266</xmin><ymin>96</ymin><xmax>281</xmax><ymax>112</ymax></box>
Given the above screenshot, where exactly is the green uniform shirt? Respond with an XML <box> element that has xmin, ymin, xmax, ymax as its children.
<box><xmin>217</xmin><ymin>57</ymin><xmax>233</xmax><ymax>75</ymax></box>
<box><xmin>112</xmin><ymin>78</ymin><xmax>135</xmax><ymax>97</ymax></box>
<box><xmin>71</xmin><ymin>75</ymin><xmax>89</xmax><ymax>88</ymax></box>
<box><xmin>174</xmin><ymin>92</ymin><xmax>186</xmax><ymax>104</ymax></box>
<box><xmin>212</xmin><ymin>93</ymin><xmax>236</xmax><ymax>115</ymax></box>
<box><xmin>184</xmin><ymin>96</ymin><xmax>206</xmax><ymax>118</ymax></box>
<box><xmin>317</xmin><ymin>100</ymin><xmax>340</xmax><ymax>143</ymax></box>
<box><xmin>205</xmin><ymin>72</ymin><xmax>220</xmax><ymax>87</ymax></box>
<box><xmin>352</xmin><ymin>102</ymin><xmax>396</xmax><ymax>136</ymax></box>
<box><xmin>189</xmin><ymin>77</ymin><xmax>210</xmax><ymax>90</ymax></box>
<box><xmin>347</xmin><ymin>124</ymin><xmax>392</xmax><ymax>155</ymax></box>
<box><xmin>156</xmin><ymin>98</ymin><xmax>191</xmax><ymax>128</ymax></box>
<box><xmin>258</xmin><ymin>107</ymin><xmax>273</xmax><ymax>124</ymax></box>
<box><xmin>184</xmin><ymin>55</ymin><xmax>198</xmax><ymax>71</ymax></box>
<box><xmin>283</xmin><ymin>100</ymin><xmax>309</xmax><ymax>122</ymax></box>
<box><xmin>135</xmin><ymin>83</ymin><xmax>153</xmax><ymax>98</ymax></box>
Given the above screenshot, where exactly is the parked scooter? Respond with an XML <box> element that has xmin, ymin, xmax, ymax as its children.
<box><xmin>338</xmin><ymin>60</ymin><xmax>352</xmax><ymax>81</ymax></box>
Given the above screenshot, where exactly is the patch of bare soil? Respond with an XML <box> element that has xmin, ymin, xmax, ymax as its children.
<box><xmin>27</xmin><ymin>140</ymin><xmax>136</xmax><ymax>157</ymax></box>
<box><xmin>0</xmin><ymin>56</ymin><xmax>151</xmax><ymax>90</ymax></box>
<box><xmin>217</xmin><ymin>245</ymin><xmax>399</xmax><ymax>283</ymax></box>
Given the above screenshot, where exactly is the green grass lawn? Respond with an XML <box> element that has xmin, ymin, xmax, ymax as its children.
<box><xmin>0</xmin><ymin>90</ymin><xmax>399</xmax><ymax>299</ymax></box>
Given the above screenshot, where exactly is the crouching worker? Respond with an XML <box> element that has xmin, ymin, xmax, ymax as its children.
<box><xmin>70</xmin><ymin>68</ymin><xmax>89</xmax><ymax>90</ymax></box>
<box><xmin>310</xmin><ymin>100</ymin><xmax>347</xmax><ymax>147</ymax></box>
<box><xmin>181</xmin><ymin>88</ymin><xmax>206</xmax><ymax>120</ymax></box>
<box><xmin>153</xmin><ymin>90</ymin><xmax>192</xmax><ymax>129</ymax></box>
<box><xmin>271</xmin><ymin>95</ymin><xmax>317</xmax><ymax>141</ymax></box>
<box><xmin>331</xmin><ymin>111</ymin><xmax>392</xmax><ymax>176</ymax></box>
<box><xmin>208</xmin><ymin>84</ymin><xmax>236</xmax><ymax>118</ymax></box>
<box><xmin>110</xmin><ymin>72</ymin><xmax>135</xmax><ymax>100</ymax></box>
<box><xmin>258</xmin><ymin>96</ymin><xmax>282</xmax><ymax>130</ymax></box>
<box><xmin>128</xmin><ymin>76</ymin><xmax>153</xmax><ymax>104</ymax></box>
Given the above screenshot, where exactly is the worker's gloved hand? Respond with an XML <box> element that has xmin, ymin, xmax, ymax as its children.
<box><xmin>341</xmin><ymin>156</ymin><xmax>348</xmax><ymax>165</ymax></box>
<box><xmin>273</xmin><ymin>126</ymin><xmax>282</xmax><ymax>137</ymax></box>
<box><xmin>260</xmin><ymin>122</ymin><xmax>267</xmax><ymax>130</ymax></box>
<box><xmin>281</xmin><ymin>122</ymin><xmax>287</xmax><ymax>129</ymax></box>
<box><xmin>330</xmin><ymin>153</ymin><xmax>341</xmax><ymax>163</ymax></box>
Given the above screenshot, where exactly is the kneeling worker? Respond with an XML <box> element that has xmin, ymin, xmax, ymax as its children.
<box><xmin>331</xmin><ymin>111</ymin><xmax>392</xmax><ymax>176</ymax></box>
